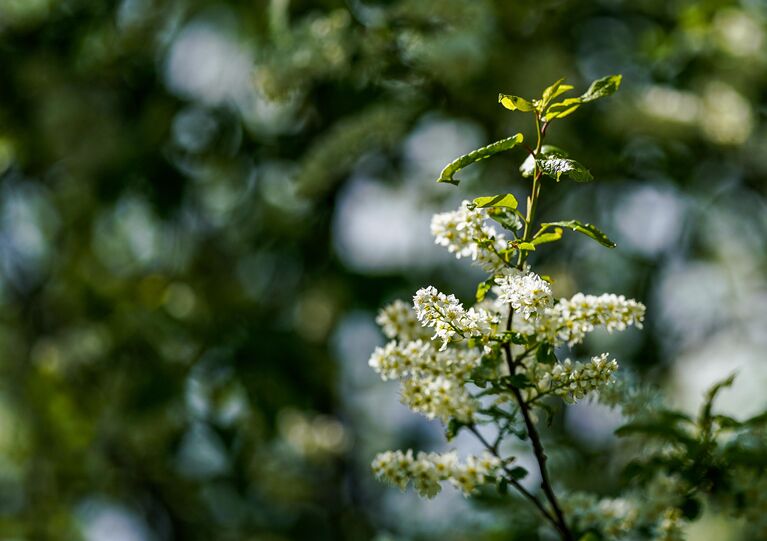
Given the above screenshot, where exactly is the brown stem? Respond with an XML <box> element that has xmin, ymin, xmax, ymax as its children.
<box><xmin>503</xmin><ymin>310</ymin><xmax>574</xmax><ymax>541</ymax></box>
<box><xmin>509</xmin><ymin>383</ymin><xmax>573</xmax><ymax>541</ymax></box>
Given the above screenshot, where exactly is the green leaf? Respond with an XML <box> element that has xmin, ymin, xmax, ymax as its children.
<box><xmin>487</xmin><ymin>207</ymin><xmax>524</xmax><ymax>232</ymax></box>
<box><xmin>543</xmin><ymin>74</ymin><xmax>622</xmax><ymax>121</ymax></box>
<box><xmin>497</xmin><ymin>477</ymin><xmax>509</xmax><ymax>495</ymax></box>
<box><xmin>504</xmin><ymin>373</ymin><xmax>533</xmax><ymax>389</ymax></box>
<box><xmin>539</xmin><ymin>220</ymin><xmax>616</xmax><ymax>248</ymax></box>
<box><xmin>472</xmin><ymin>193</ymin><xmax>518</xmax><ymax>209</ymax></box>
<box><xmin>507</xmin><ymin>466</ymin><xmax>528</xmax><ymax>480</ymax></box>
<box><xmin>476</xmin><ymin>279</ymin><xmax>493</xmax><ymax>303</ymax></box>
<box><xmin>580</xmin><ymin>74</ymin><xmax>623</xmax><ymax>102</ymax></box>
<box><xmin>544</xmin><ymin>100</ymin><xmax>581</xmax><ymax>120</ymax></box>
<box><xmin>516</xmin><ymin>241</ymin><xmax>535</xmax><ymax>251</ymax></box>
<box><xmin>615</xmin><ymin>420</ymin><xmax>697</xmax><ymax>447</ymax></box>
<box><xmin>445</xmin><ymin>418</ymin><xmax>466</xmax><ymax>441</ymax></box>
<box><xmin>578</xmin><ymin>533</ymin><xmax>602</xmax><ymax>541</ymax></box>
<box><xmin>535</xmin><ymin>343</ymin><xmax>557</xmax><ymax>365</ymax></box>
<box><xmin>537</xmin><ymin>157</ymin><xmax>593</xmax><ymax>182</ymax></box>
<box><xmin>519</xmin><ymin>145</ymin><xmax>568</xmax><ymax>178</ymax></box>
<box><xmin>542</xmin><ymin>78</ymin><xmax>575</xmax><ymax>105</ymax></box>
<box><xmin>498</xmin><ymin>94</ymin><xmax>535</xmax><ymax>112</ymax></box>
<box><xmin>700</xmin><ymin>373</ymin><xmax>737</xmax><ymax>426</ymax></box>
<box><xmin>438</xmin><ymin>133</ymin><xmax>524</xmax><ymax>185</ymax></box>
<box><xmin>531</xmin><ymin>227</ymin><xmax>563</xmax><ymax>246</ymax></box>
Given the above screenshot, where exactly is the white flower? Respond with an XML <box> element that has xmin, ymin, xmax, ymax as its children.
<box><xmin>430</xmin><ymin>201</ymin><xmax>507</xmax><ymax>271</ymax></box>
<box><xmin>495</xmin><ymin>269</ymin><xmax>553</xmax><ymax>318</ymax></box>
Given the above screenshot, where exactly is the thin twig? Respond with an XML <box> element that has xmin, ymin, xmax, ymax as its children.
<box><xmin>466</xmin><ymin>424</ymin><xmax>561</xmax><ymax>530</ymax></box>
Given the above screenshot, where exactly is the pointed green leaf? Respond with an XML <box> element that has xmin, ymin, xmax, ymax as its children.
<box><xmin>540</xmin><ymin>220</ymin><xmax>616</xmax><ymax>248</ymax></box>
<box><xmin>507</xmin><ymin>466</ymin><xmax>528</xmax><ymax>480</ymax></box>
<box><xmin>580</xmin><ymin>74</ymin><xmax>622</xmax><ymax>102</ymax></box>
<box><xmin>516</xmin><ymin>241</ymin><xmax>536</xmax><ymax>251</ymax></box>
<box><xmin>536</xmin><ymin>343</ymin><xmax>557</xmax><ymax>365</ymax></box>
<box><xmin>544</xmin><ymin>100</ymin><xmax>581</xmax><ymax>120</ymax></box>
<box><xmin>476</xmin><ymin>278</ymin><xmax>494</xmax><ymax>303</ymax></box>
<box><xmin>542</xmin><ymin>78</ymin><xmax>574</xmax><ymax>104</ymax></box>
<box><xmin>504</xmin><ymin>373</ymin><xmax>533</xmax><ymax>389</ymax></box>
<box><xmin>438</xmin><ymin>133</ymin><xmax>524</xmax><ymax>185</ymax></box>
<box><xmin>519</xmin><ymin>145</ymin><xmax>568</xmax><ymax>178</ymax></box>
<box><xmin>498</xmin><ymin>94</ymin><xmax>535</xmax><ymax>112</ymax></box>
<box><xmin>487</xmin><ymin>207</ymin><xmax>524</xmax><ymax>232</ymax></box>
<box><xmin>543</xmin><ymin>74</ymin><xmax>622</xmax><ymax>121</ymax></box>
<box><xmin>497</xmin><ymin>477</ymin><xmax>509</xmax><ymax>495</ymax></box>
<box><xmin>531</xmin><ymin>227</ymin><xmax>563</xmax><ymax>246</ymax></box>
<box><xmin>473</xmin><ymin>193</ymin><xmax>518</xmax><ymax>209</ymax></box>
<box><xmin>538</xmin><ymin>157</ymin><xmax>593</xmax><ymax>182</ymax></box>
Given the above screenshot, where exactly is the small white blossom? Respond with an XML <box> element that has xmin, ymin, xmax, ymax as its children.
<box><xmin>495</xmin><ymin>269</ymin><xmax>553</xmax><ymax>318</ymax></box>
<box><xmin>430</xmin><ymin>201</ymin><xmax>507</xmax><ymax>271</ymax></box>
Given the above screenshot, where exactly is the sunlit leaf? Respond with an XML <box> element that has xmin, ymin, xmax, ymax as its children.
<box><xmin>539</xmin><ymin>220</ymin><xmax>616</xmax><ymax>248</ymax></box>
<box><xmin>476</xmin><ymin>278</ymin><xmax>494</xmax><ymax>302</ymax></box>
<box><xmin>543</xmin><ymin>74</ymin><xmax>622</xmax><ymax>121</ymax></box>
<box><xmin>542</xmin><ymin>78</ymin><xmax>574</xmax><ymax>104</ymax></box>
<box><xmin>438</xmin><ymin>133</ymin><xmax>524</xmax><ymax>184</ymax></box>
<box><xmin>580</xmin><ymin>74</ymin><xmax>623</xmax><ymax>102</ymax></box>
<box><xmin>473</xmin><ymin>193</ymin><xmax>518</xmax><ymax>209</ymax></box>
<box><xmin>531</xmin><ymin>227</ymin><xmax>563</xmax><ymax>246</ymax></box>
<box><xmin>519</xmin><ymin>145</ymin><xmax>568</xmax><ymax>178</ymax></box>
<box><xmin>537</xmin><ymin>157</ymin><xmax>593</xmax><ymax>182</ymax></box>
<box><xmin>487</xmin><ymin>207</ymin><xmax>524</xmax><ymax>232</ymax></box>
<box><xmin>498</xmin><ymin>94</ymin><xmax>535</xmax><ymax>112</ymax></box>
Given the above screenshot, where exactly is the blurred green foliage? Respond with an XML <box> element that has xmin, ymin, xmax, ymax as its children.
<box><xmin>0</xmin><ymin>0</ymin><xmax>766</xmax><ymax>540</ymax></box>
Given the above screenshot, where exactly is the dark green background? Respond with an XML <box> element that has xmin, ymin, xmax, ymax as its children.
<box><xmin>0</xmin><ymin>0</ymin><xmax>765</xmax><ymax>539</ymax></box>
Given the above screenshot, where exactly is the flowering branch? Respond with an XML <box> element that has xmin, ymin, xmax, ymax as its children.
<box><xmin>364</xmin><ymin>75</ymin><xmax>717</xmax><ymax>540</ymax></box>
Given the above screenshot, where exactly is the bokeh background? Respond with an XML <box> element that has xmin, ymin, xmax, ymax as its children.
<box><xmin>0</xmin><ymin>0</ymin><xmax>766</xmax><ymax>539</ymax></box>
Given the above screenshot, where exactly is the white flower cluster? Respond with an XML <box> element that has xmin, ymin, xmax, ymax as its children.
<box><xmin>368</xmin><ymin>339</ymin><xmax>482</xmax><ymax>382</ymax></box>
<box><xmin>562</xmin><ymin>493</ymin><xmax>640</xmax><ymax>539</ymax></box>
<box><xmin>376</xmin><ymin>299</ymin><xmax>433</xmax><ymax>342</ymax></box>
<box><xmin>400</xmin><ymin>375</ymin><xmax>477</xmax><ymax>423</ymax></box>
<box><xmin>532</xmin><ymin>353</ymin><xmax>619</xmax><ymax>404</ymax></box>
<box><xmin>371</xmin><ymin>449</ymin><xmax>501</xmax><ymax>498</ymax></box>
<box><xmin>413</xmin><ymin>286</ymin><xmax>496</xmax><ymax>350</ymax></box>
<box><xmin>370</xmin><ymin>301</ymin><xmax>484</xmax><ymax>422</ymax></box>
<box><xmin>538</xmin><ymin>292</ymin><xmax>645</xmax><ymax>346</ymax></box>
<box><xmin>495</xmin><ymin>269</ymin><xmax>553</xmax><ymax>318</ymax></box>
<box><xmin>561</xmin><ymin>475</ymin><xmax>690</xmax><ymax>540</ymax></box>
<box><xmin>430</xmin><ymin>200</ymin><xmax>506</xmax><ymax>271</ymax></box>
